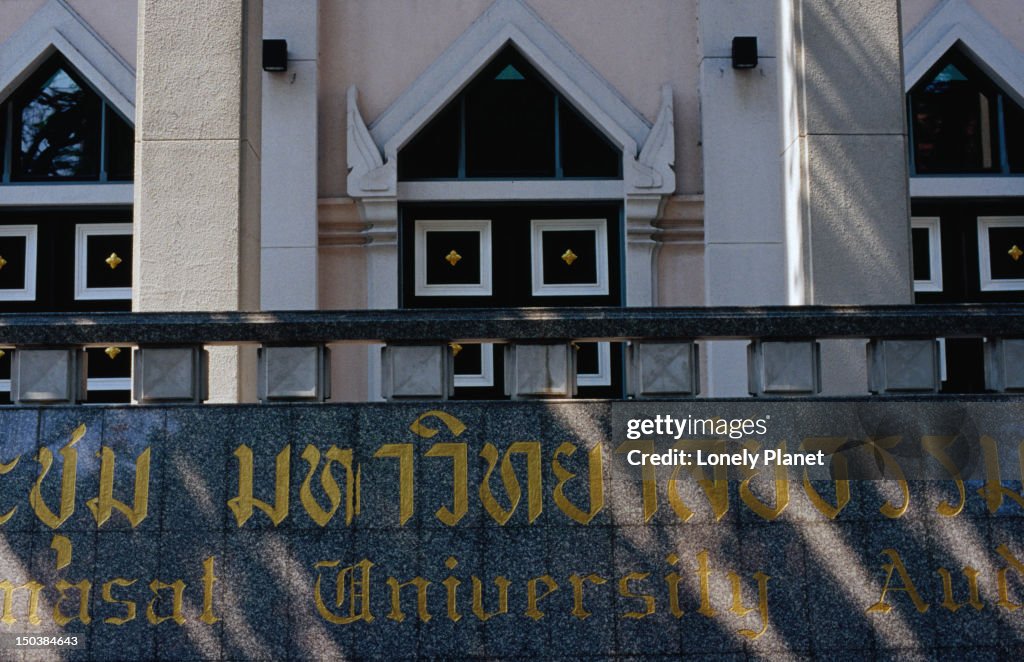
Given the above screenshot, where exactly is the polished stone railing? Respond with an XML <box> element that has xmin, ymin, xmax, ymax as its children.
<box><xmin>1</xmin><ymin>304</ymin><xmax>1022</xmax><ymax>403</ymax></box>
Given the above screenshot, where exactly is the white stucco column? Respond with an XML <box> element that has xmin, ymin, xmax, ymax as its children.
<box><xmin>779</xmin><ymin>0</ymin><xmax>912</xmax><ymax>393</ymax></box>
<box><xmin>699</xmin><ymin>0</ymin><xmax>786</xmax><ymax>396</ymax></box>
<box><xmin>261</xmin><ymin>0</ymin><xmax>318</xmax><ymax>310</ymax></box>
<box><xmin>134</xmin><ymin>0</ymin><xmax>262</xmax><ymax>402</ymax></box>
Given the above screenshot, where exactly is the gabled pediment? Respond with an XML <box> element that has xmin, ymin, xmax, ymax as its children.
<box><xmin>0</xmin><ymin>0</ymin><xmax>134</xmax><ymax>122</ymax></box>
<box><xmin>905</xmin><ymin>0</ymin><xmax>1024</xmax><ymax>108</ymax></box>
<box><xmin>347</xmin><ymin>0</ymin><xmax>674</xmax><ymax>198</ymax></box>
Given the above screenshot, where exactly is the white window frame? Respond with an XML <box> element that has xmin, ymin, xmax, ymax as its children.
<box><xmin>74</xmin><ymin>223</ymin><xmax>132</xmax><ymax>300</ymax></box>
<box><xmin>0</xmin><ymin>225</ymin><xmax>38</xmax><ymax>302</ymax></box>
<box><xmin>911</xmin><ymin>217</ymin><xmax>943</xmax><ymax>292</ymax></box>
<box><xmin>414</xmin><ymin>219</ymin><xmax>492</xmax><ymax>297</ymax></box>
<box><xmin>977</xmin><ymin>216</ymin><xmax>1024</xmax><ymax>292</ymax></box>
<box><xmin>576</xmin><ymin>341</ymin><xmax>611</xmax><ymax>387</ymax></box>
<box><xmin>453</xmin><ymin>343</ymin><xmax>495</xmax><ymax>388</ymax></box>
<box><xmin>530</xmin><ymin>218</ymin><xmax>609</xmax><ymax>297</ymax></box>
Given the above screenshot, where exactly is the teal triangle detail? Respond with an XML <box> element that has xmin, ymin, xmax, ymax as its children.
<box><xmin>495</xmin><ymin>64</ymin><xmax>525</xmax><ymax>81</ymax></box>
<box><xmin>934</xmin><ymin>63</ymin><xmax>968</xmax><ymax>83</ymax></box>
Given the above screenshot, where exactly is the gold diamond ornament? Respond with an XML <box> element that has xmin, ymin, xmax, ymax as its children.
<box><xmin>0</xmin><ymin>256</ymin><xmax>6</xmax><ymax>270</ymax></box>
<box><xmin>449</xmin><ymin>342</ymin><xmax>463</xmax><ymax>357</ymax></box>
<box><xmin>445</xmin><ymin>250</ymin><xmax>462</xmax><ymax>266</ymax></box>
<box><xmin>1010</xmin><ymin>245</ymin><xmax>1023</xmax><ymax>262</ymax></box>
<box><xmin>104</xmin><ymin>347</ymin><xmax>122</xmax><ymax>360</ymax></box>
<box><xmin>561</xmin><ymin>249</ymin><xmax>578</xmax><ymax>266</ymax></box>
<box><xmin>106</xmin><ymin>253</ymin><xmax>123</xmax><ymax>269</ymax></box>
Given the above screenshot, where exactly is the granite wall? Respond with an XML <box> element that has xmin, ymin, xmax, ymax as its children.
<box><xmin>0</xmin><ymin>401</ymin><xmax>1023</xmax><ymax>660</ymax></box>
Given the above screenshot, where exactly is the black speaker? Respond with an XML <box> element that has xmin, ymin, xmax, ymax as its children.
<box><xmin>732</xmin><ymin>36</ymin><xmax>758</xmax><ymax>69</ymax></box>
<box><xmin>263</xmin><ymin>39</ymin><xmax>288</xmax><ymax>72</ymax></box>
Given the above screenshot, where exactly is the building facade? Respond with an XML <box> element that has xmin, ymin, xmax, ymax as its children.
<box><xmin>0</xmin><ymin>0</ymin><xmax>1022</xmax><ymax>402</ymax></box>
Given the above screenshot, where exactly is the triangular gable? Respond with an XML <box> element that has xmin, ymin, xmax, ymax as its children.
<box><xmin>905</xmin><ymin>0</ymin><xmax>1024</xmax><ymax>108</ymax></box>
<box><xmin>0</xmin><ymin>0</ymin><xmax>135</xmax><ymax>122</ymax></box>
<box><xmin>368</xmin><ymin>0</ymin><xmax>649</xmax><ymax>161</ymax></box>
<box><xmin>349</xmin><ymin>0</ymin><xmax>674</xmax><ymax>197</ymax></box>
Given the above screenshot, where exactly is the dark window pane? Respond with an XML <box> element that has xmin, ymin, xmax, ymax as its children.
<box><xmin>1006</xmin><ymin>96</ymin><xmax>1024</xmax><ymax>174</ymax></box>
<box><xmin>910</xmin><ymin>52</ymin><xmax>1000</xmax><ymax>174</ymax></box>
<box><xmin>106</xmin><ymin>106</ymin><xmax>134</xmax><ymax>180</ymax></box>
<box><xmin>576</xmin><ymin>342</ymin><xmax>600</xmax><ymax>375</ymax></box>
<box><xmin>986</xmin><ymin>226</ymin><xmax>1024</xmax><ymax>280</ymax></box>
<box><xmin>453</xmin><ymin>344</ymin><xmax>483</xmax><ymax>375</ymax></box>
<box><xmin>425</xmin><ymin>231</ymin><xmax>481</xmax><ymax>285</ymax></box>
<box><xmin>0</xmin><ymin>236</ymin><xmax>27</xmax><ymax>290</ymax></box>
<box><xmin>86</xmin><ymin>346</ymin><xmax>131</xmax><ymax>379</ymax></box>
<box><xmin>559</xmin><ymin>101</ymin><xmax>621</xmax><ymax>178</ymax></box>
<box><xmin>12</xmin><ymin>63</ymin><xmax>100</xmax><ymax>180</ymax></box>
<box><xmin>465</xmin><ymin>49</ymin><xmax>555</xmax><ymax>177</ymax></box>
<box><xmin>542</xmin><ymin>229</ymin><xmax>597</xmax><ymax>284</ymax></box>
<box><xmin>85</xmin><ymin>233</ymin><xmax>132</xmax><ymax>289</ymax></box>
<box><xmin>398</xmin><ymin>102</ymin><xmax>460</xmax><ymax>180</ymax></box>
<box><xmin>911</xmin><ymin>227</ymin><xmax>932</xmax><ymax>281</ymax></box>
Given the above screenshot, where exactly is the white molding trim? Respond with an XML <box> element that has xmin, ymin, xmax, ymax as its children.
<box><xmin>910</xmin><ymin>177</ymin><xmax>1024</xmax><ymax>198</ymax></box>
<box><xmin>87</xmin><ymin>377</ymin><xmax>130</xmax><ymax>392</ymax></box>
<box><xmin>577</xmin><ymin>341</ymin><xmax>611</xmax><ymax>387</ymax></box>
<box><xmin>399</xmin><ymin>180</ymin><xmax>624</xmax><ymax>202</ymax></box>
<box><xmin>347</xmin><ymin>0</ymin><xmax>674</xmax><ymax>199</ymax></box>
<box><xmin>0</xmin><ymin>0</ymin><xmax>135</xmax><ymax>121</ymax></box>
<box><xmin>454</xmin><ymin>343</ymin><xmax>495</xmax><ymax>388</ymax></box>
<box><xmin>904</xmin><ymin>0</ymin><xmax>1024</xmax><ymax>108</ymax></box>
<box><xmin>978</xmin><ymin>216</ymin><xmax>1024</xmax><ymax>292</ymax></box>
<box><xmin>530</xmin><ymin>218</ymin><xmax>609</xmax><ymax>297</ymax></box>
<box><xmin>74</xmin><ymin>222</ymin><xmax>132</xmax><ymax>300</ymax></box>
<box><xmin>911</xmin><ymin>217</ymin><xmax>943</xmax><ymax>293</ymax></box>
<box><xmin>0</xmin><ymin>183</ymin><xmax>134</xmax><ymax>206</ymax></box>
<box><xmin>414</xmin><ymin>220</ymin><xmax>493</xmax><ymax>297</ymax></box>
<box><xmin>0</xmin><ymin>225</ymin><xmax>38</xmax><ymax>301</ymax></box>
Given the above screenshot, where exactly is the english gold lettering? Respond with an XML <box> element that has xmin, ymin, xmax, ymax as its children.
<box><xmin>525</xmin><ymin>575</ymin><xmax>558</xmax><ymax>620</ymax></box>
<box><xmin>568</xmin><ymin>573</ymin><xmax>606</xmax><ymax>619</ymax></box>
<box><xmin>386</xmin><ymin>575</ymin><xmax>431</xmax><ymax>622</ymax></box>
<box><xmin>618</xmin><ymin>572</ymin><xmax>655</xmax><ymax>619</ymax></box>
<box><xmin>867</xmin><ymin>548</ymin><xmax>929</xmax><ymax>614</ymax></box>
<box><xmin>313</xmin><ymin>559</ymin><xmax>374</xmax><ymax>624</ymax></box>
<box><xmin>101</xmin><ymin>578</ymin><xmax>137</xmax><ymax>625</ymax></box>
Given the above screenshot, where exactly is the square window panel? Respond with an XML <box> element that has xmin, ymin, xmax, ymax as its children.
<box><xmin>0</xmin><ymin>225</ymin><xmax>38</xmax><ymax>301</ymax></box>
<box><xmin>75</xmin><ymin>223</ymin><xmax>132</xmax><ymax>300</ymax></box>
<box><xmin>414</xmin><ymin>220</ymin><xmax>492</xmax><ymax>296</ymax></box>
<box><xmin>911</xmin><ymin>217</ymin><xmax>942</xmax><ymax>292</ymax></box>
<box><xmin>453</xmin><ymin>343</ymin><xmax>494</xmax><ymax>388</ymax></box>
<box><xmin>531</xmin><ymin>219</ymin><xmax>608</xmax><ymax>296</ymax></box>
<box><xmin>978</xmin><ymin>216</ymin><xmax>1024</xmax><ymax>291</ymax></box>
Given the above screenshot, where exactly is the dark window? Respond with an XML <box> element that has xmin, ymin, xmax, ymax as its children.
<box><xmin>105</xmin><ymin>106</ymin><xmax>135</xmax><ymax>181</ymax></box>
<box><xmin>909</xmin><ymin>46</ymin><xmax>1023</xmax><ymax>175</ymax></box>
<box><xmin>0</xmin><ymin>54</ymin><xmax>133</xmax><ymax>183</ymax></box>
<box><xmin>911</xmin><ymin>227</ymin><xmax>932</xmax><ymax>281</ymax></box>
<box><xmin>912</xmin><ymin>199</ymin><xmax>1024</xmax><ymax>394</ymax></box>
<box><xmin>398</xmin><ymin>46</ymin><xmax>621</xmax><ymax>180</ymax></box>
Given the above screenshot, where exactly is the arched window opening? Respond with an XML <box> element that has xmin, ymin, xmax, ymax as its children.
<box><xmin>0</xmin><ymin>54</ymin><xmax>133</xmax><ymax>183</ymax></box>
<box><xmin>398</xmin><ymin>46</ymin><xmax>621</xmax><ymax>180</ymax></box>
<box><xmin>909</xmin><ymin>46</ymin><xmax>1024</xmax><ymax>175</ymax></box>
